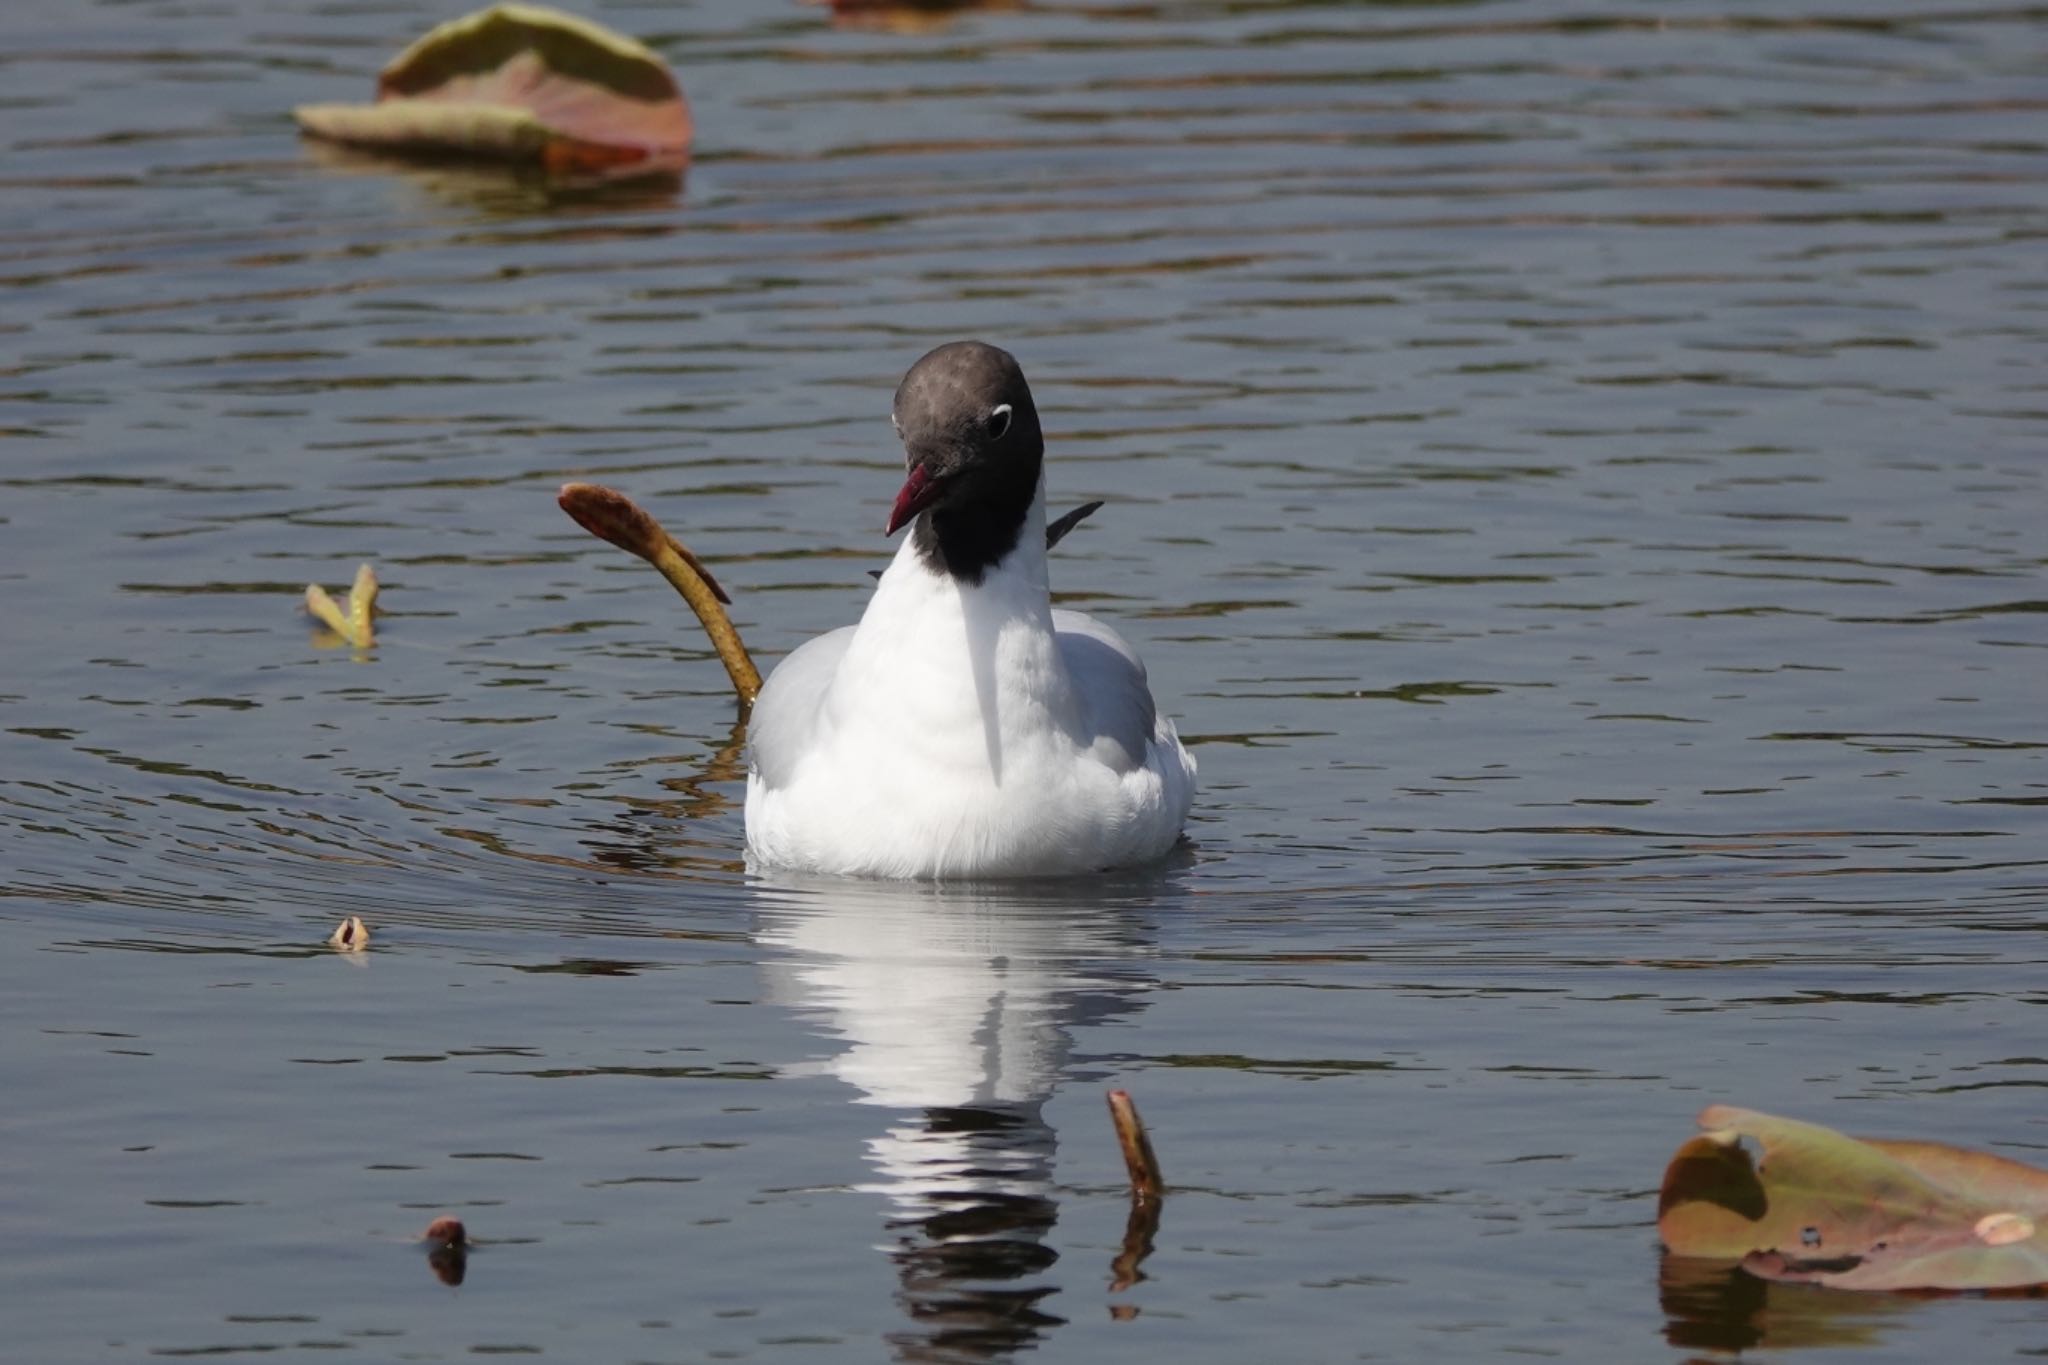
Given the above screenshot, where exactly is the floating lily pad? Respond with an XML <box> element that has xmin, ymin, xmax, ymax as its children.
<box><xmin>1660</xmin><ymin>1105</ymin><xmax>2048</xmax><ymax>1291</ymax></box>
<box><xmin>294</xmin><ymin>4</ymin><xmax>690</xmax><ymax>175</ymax></box>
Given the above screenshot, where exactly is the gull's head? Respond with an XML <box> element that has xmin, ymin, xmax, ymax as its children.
<box><xmin>885</xmin><ymin>340</ymin><xmax>1044</xmax><ymax>538</ymax></box>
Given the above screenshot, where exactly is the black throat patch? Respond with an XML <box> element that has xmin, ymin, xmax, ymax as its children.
<box><xmin>912</xmin><ymin>450</ymin><xmax>1043</xmax><ymax>583</ymax></box>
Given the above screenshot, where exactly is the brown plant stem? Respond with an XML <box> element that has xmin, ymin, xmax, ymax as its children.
<box><xmin>1107</xmin><ymin>1089</ymin><xmax>1164</xmax><ymax>1202</ymax></box>
<box><xmin>558</xmin><ymin>482</ymin><xmax>762</xmax><ymax>709</ymax></box>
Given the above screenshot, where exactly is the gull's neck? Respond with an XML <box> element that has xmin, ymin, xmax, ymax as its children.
<box><xmin>856</xmin><ymin>479</ymin><xmax>1065</xmax><ymax>786</ymax></box>
<box><xmin>911</xmin><ymin>452</ymin><xmax>1045</xmax><ymax>586</ymax></box>
<box><xmin>898</xmin><ymin>476</ymin><xmax>1050</xmax><ymax>604</ymax></box>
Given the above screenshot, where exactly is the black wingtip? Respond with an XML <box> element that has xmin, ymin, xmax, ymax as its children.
<box><xmin>1045</xmin><ymin>500</ymin><xmax>1105</xmax><ymax>552</ymax></box>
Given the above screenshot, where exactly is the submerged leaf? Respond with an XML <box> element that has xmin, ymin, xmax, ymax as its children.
<box><xmin>294</xmin><ymin>3</ymin><xmax>690</xmax><ymax>173</ymax></box>
<box><xmin>1659</xmin><ymin>1105</ymin><xmax>2048</xmax><ymax>1291</ymax></box>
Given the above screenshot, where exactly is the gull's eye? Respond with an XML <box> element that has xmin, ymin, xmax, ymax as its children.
<box><xmin>985</xmin><ymin>403</ymin><xmax>1013</xmax><ymax>439</ymax></box>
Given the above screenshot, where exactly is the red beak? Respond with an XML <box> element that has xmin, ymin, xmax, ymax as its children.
<box><xmin>886</xmin><ymin>465</ymin><xmax>946</xmax><ymax>536</ymax></box>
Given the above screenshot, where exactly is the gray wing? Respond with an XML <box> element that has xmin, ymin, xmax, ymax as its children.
<box><xmin>1052</xmin><ymin>609</ymin><xmax>1157</xmax><ymax>774</ymax></box>
<box><xmin>747</xmin><ymin>625</ymin><xmax>855</xmax><ymax>790</ymax></box>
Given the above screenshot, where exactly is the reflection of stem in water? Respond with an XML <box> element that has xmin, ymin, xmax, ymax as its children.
<box><xmin>1109</xmin><ymin>1194</ymin><xmax>1160</xmax><ymax>1294</ymax></box>
<box><xmin>755</xmin><ymin>891</ymin><xmax>1160</xmax><ymax>1363</ymax></box>
<box><xmin>657</xmin><ymin>720</ymin><xmax>748</xmax><ymax>824</ymax></box>
<box><xmin>574</xmin><ymin>721</ymin><xmax>750</xmax><ymax>876</ymax></box>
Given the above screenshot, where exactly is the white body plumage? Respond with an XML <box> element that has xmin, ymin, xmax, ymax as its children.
<box><xmin>745</xmin><ymin>479</ymin><xmax>1195</xmax><ymax>879</ymax></box>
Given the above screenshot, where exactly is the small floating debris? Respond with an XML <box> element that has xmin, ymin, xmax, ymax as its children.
<box><xmin>422</xmin><ymin>1215</ymin><xmax>467</xmax><ymax>1248</ymax></box>
<box><xmin>294</xmin><ymin>4</ymin><xmax>691</xmax><ymax>176</ymax></box>
<box><xmin>305</xmin><ymin>563</ymin><xmax>378</xmax><ymax>649</ymax></box>
<box><xmin>422</xmin><ymin>1215</ymin><xmax>469</xmax><ymax>1286</ymax></box>
<box><xmin>328</xmin><ymin>916</ymin><xmax>370</xmax><ymax>952</ymax></box>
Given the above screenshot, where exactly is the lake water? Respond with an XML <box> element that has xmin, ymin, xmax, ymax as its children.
<box><xmin>3</xmin><ymin>0</ymin><xmax>2045</xmax><ymax>1359</ymax></box>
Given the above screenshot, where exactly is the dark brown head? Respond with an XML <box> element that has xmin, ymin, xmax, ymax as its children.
<box><xmin>885</xmin><ymin>341</ymin><xmax>1045</xmax><ymax>582</ymax></box>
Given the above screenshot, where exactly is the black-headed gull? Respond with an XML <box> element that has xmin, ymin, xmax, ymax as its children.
<box><xmin>744</xmin><ymin>341</ymin><xmax>1197</xmax><ymax>878</ymax></box>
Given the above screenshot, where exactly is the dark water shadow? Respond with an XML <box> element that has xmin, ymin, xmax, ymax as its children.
<box><xmin>1659</xmin><ymin>1255</ymin><xmax>1927</xmax><ymax>1354</ymax></box>
<box><xmin>299</xmin><ymin>137</ymin><xmax>687</xmax><ymax>215</ymax></box>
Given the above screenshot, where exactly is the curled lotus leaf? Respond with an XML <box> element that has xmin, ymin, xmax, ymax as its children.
<box><xmin>294</xmin><ymin>4</ymin><xmax>690</xmax><ymax>173</ymax></box>
<box><xmin>1659</xmin><ymin>1105</ymin><xmax>2048</xmax><ymax>1291</ymax></box>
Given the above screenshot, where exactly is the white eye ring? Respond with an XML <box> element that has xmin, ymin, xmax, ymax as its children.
<box><xmin>986</xmin><ymin>403</ymin><xmax>1012</xmax><ymax>438</ymax></box>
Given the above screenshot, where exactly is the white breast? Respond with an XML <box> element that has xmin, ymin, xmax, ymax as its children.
<box><xmin>744</xmin><ymin>485</ymin><xmax>1195</xmax><ymax>879</ymax></box>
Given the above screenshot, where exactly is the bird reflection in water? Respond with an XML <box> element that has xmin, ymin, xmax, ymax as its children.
<box><xmin>880</xmin><ymin>1104</ymin><xmax>1062</xmax><ymax>1360</ymax></box>
<box><xmin>754</xmin><ymin>880</ymin><xmax>1157</xmax><ymax>1362</ymax></box>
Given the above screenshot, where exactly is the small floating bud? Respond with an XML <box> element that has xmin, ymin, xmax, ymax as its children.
<box><xmin>347</xmin><ymin>563</ymin><xmax>378</xmax><ymax>644</ymax></box>
<box><xmin>304</xmin><ymin>564</ymin><xmax>378</xmax><ymax>648</ymax></box>
<box><xmin>423</xmin><ymin>1215</ymin><xmax>469</xmax><ymax>1287</ymax></box>
<box><xmin>423</xmin><ymin>1215</ymin><xmax>467</xmax><ymax>1248</ymax></box>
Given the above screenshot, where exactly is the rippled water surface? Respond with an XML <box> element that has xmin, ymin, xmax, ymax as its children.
<box><xmin>4</xmin><ymin>0</ymin><xmax>2047</xmax><ymax>1359</ymax></box>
